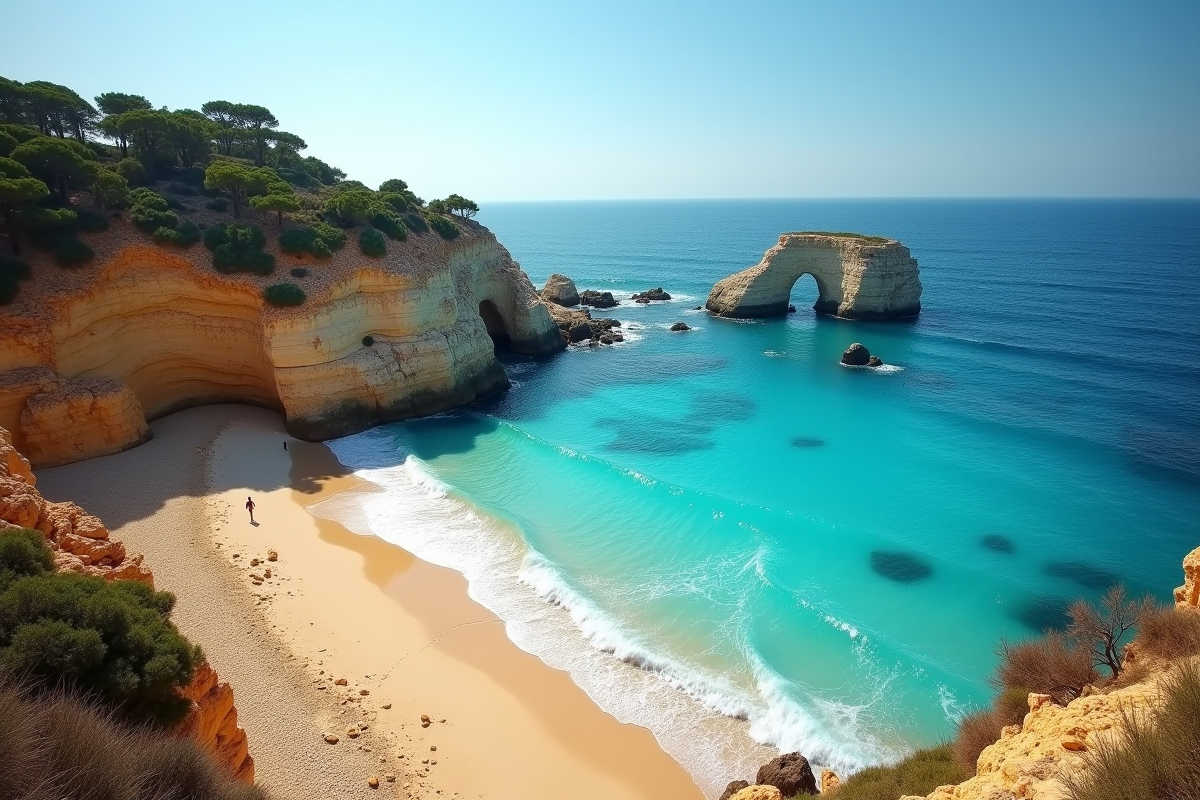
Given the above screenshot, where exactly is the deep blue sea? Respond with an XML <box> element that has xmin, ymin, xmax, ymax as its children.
<box><xmin>316</xmin><ymin>200</ymin><xmax>1200</xmax><ymax>794</ymax></box>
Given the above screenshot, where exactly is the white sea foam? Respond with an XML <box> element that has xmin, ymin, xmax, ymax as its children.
<box><xmin>839</xmin><ymin>363</ymin><xmax>906</xmax><ymax>374</ymax></box>
<box><xmin>314</xmin><ymin>430</ymin><xmax>909</xmax><ymax>791</ymax></box>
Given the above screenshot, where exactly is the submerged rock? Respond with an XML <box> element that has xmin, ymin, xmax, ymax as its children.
<box><xmin>756</xmin><ymin>752</ymin><xmax>817</xmax><ymax>796</ymax></box>
<box><xmin>670</xmin><ymin>322</ymin><xmax>691</xmax><ymax>332</ymax></box>
<box><xmin>541</xmin><ymin>273</ymin><xmax>580</xmax><ymax>307</ymax></box>
<box><xmin>981</xmin><ymin>534</ymin><xmax>1016</xmax><ymax>554</ymax></box>
<box><xmin>579</xmin><ymin>290</ymin><xmax>619</xmax><ymax>308</ymax></box>
<box><xmin>870</xmin><ymin>551</ymin><xmax>933</xmax><ymax>583</ymax></box>
<box><xmin>841</xmin><ymin>342</ymin><xmax>871</xmax><ymax>366</ymax></box>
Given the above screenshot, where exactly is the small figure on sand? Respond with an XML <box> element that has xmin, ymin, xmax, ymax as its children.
<box><xmin>283</xmin><ymin>441</ymin><xmax>288</xmax><ymax>451</ymax></box>
<box><xmin>245</xmin><ymin>496</ymin><xmax>256</xmax><ymax>524</ymax></box>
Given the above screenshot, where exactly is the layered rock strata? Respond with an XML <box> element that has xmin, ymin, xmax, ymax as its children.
<box><xmin>0</xmin><ymin>424</ymin><xmax>253</xmax><ymax>781</ymax></box>
<box><xmin>706</xmin><ymin>233</ymin><xmax>922</xmax><ymax>320</ymax></box>
<box><xmin>0</xmin><ymin>223</ymin><xmax>562</xmax><ymax>465</ymax></box>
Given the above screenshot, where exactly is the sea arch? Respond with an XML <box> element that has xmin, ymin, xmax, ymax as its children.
<box><xmin>706</xmin><ymin>232</ymin><xmax>922</xmax><ymax>321</ymax></box>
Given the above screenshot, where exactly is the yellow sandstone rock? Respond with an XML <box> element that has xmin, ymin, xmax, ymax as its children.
<box><xmin>729</xmin><ymin>786</ymin><xmax>783</xmax><ymax>800</ymax></box>
<box><xmin>1175</xmin><ymin>545</ymin><xmax>1200</xmax><ymax>609</ymax></box>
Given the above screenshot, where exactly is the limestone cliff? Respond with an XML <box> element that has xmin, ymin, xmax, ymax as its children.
<box><xmin>0</xmin><ymin>424</ymin><xmax>253</xmax><ymax>781</ymax></box>
<box><xmin>706</xmin><ymin>233</ymin><xmax>922</xmax><ymax>320</ymax></box>
<box><xmin>0</xmin><ymin>220</ymin><xmax>562</xmax><ymax>464</ymax></box>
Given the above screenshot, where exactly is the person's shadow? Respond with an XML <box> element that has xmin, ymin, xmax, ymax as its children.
<box><xmin>250</xmin><ymin>521</ymin><xmax>260</xmax><ymax>527</ymax></box>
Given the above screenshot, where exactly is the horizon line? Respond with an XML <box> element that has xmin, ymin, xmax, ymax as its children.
<box><xmin>474</xmin><ymin>195</ymin><xmax>1200</xmax><ymax>204</ymax></box>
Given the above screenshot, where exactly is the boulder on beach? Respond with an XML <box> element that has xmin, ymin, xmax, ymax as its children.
<box><xmin>579</xmin><ymin>290</ymin><xmax>619</xmax><ymax>308</ymax></box>
<box><xmin>719</xmin><ymin>780</ymin><xmax>751</xmax><ymax>800</ymax></box>
<box><xmin>541</xmin><ymin>273</ymin><xmax>580</xmax><ymax>307</ymax></box>
<box><xmin>670</xmin><ymin>322</ymin><xmax>691</xmax><ymax>332</ymax></box>
<box><xmin>729</xmin><ymin>786</ymin><xmax>783</xmax><ymax>800</ymax></box>
<box><xmin>755</xmin><ymin>752</ymin><xmax>818</xmax><ymax>797</ymax></box>
<box><xmin>632</xmin><ymin>287</ymin><xmax>671</xmax><ymax>302</ymax></box>
<box><xmin>840</xmin><ymin>343</ymin><xmax>871</xmax><ymax>366</ymax></box>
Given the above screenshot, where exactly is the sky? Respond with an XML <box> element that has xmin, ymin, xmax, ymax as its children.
<box><xmin>5</xmin><ymin>0</ymin><xmax>1199</xmax><ymax>200</ymax></box>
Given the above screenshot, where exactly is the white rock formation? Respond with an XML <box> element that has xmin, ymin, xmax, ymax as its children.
<box><xmin>541</xmin><ymin>273</ymin><xmax>580</xmax><ymax>307</ymax></box>
<box><xmin>706</xmin><ymin>233</ymin><xmax>922</xmax><ymax>320</ymax></box>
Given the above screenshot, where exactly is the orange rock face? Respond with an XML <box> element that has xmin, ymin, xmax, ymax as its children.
<box><xmin>0</xmin><ymin>424</ymin><xmax>252</xmax><ymax>782</ymax></box>
<box><xmin>1175</xmin><ymin>546</ymin><xmax>1200</xmax><ymax>609</ymax></box>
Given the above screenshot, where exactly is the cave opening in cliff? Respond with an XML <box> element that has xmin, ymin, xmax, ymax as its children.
<box><xmin>478</xmin><ymin>300</ymin><xmax>512</xmax><ymax>352</ymax></box>
<box><xmin>788</xmin><ymin>273</ymin><xmax>822</xmax><ymax>315</ymax></box>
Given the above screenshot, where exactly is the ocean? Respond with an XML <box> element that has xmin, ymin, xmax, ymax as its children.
<box><xmin>310</xmin><ymin>200</ymin><xmax>1200</xmax><ymax>794</ymax></box>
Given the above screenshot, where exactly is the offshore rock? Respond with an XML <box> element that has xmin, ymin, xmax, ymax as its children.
<box><xmin>756</xmin><ymin>752</ymin><xmax>818</xmax><ymax>796</ymax></box>
<box><xmin>670</xmin><ymin>322</ymin><xmax>691</xmax><ymax>332</ymax></box>
<box><xmin>867</xmin><ymin>355</ymin><xmax>884</xmax><ymax>367</ymax></box>
<box><xmin>579</xmin><ymin>289</ymin><xmax>619</xmax><ymax>308</ymax></box>
<box><xmin>632</xmin><ymin>287</ymin><xmax>671</xmax><ymax>302</ymax></box>
<box><xmin>541</xmin><ymin>273</ymin><xmax>580</xmax><ymax>307</ymax></box>
<box><xmin>841</xmin><ymin>343</ymin><xmax>872</xmax><ymax>366</ymax></box>
<box><xmin>707</xmin><ymin>233</ymin><xmax>921</xmax><ymax>320</ymax></box>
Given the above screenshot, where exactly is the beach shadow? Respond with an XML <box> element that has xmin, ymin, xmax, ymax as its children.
<box><xmin>870</xmin><ymin>551</ymin><xmax>933</xmax><ymax>583</ymax></box>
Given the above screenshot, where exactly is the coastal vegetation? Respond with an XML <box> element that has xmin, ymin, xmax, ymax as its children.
<box><xmin>0</xmin><ymin>527</ymin><xmax>202</xmax><ymax>727</ymax></box>
<box><xmin>793</xmin><ymin>231</ymin><xmax>890</xmax><ymax>244</ymax></box>
<box><xmin>0</xmin><ymin>75</ymin><xmax>480</xmax><ymax>298</ymax></box>
<box><xmin>0</xmin><ymin>679</ymin><xmax>267</xmax><ymax>800</ymax></box>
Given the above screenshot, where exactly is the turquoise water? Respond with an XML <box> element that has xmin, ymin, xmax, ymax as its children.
<box><xmin>321</xmin><ymin>200</ymin><xmax>1200</xmax><ymax>790</ymax></box>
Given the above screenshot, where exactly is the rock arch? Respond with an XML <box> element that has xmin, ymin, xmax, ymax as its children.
<box><xmin>706</xmin><ymin>233</ymin><xmax>922</xmax><ymax>320</ymax></box>
<box><xmin>478</xmin><ymin>299</ymin><xmax>512</xmax><ymax>351</ymax></box>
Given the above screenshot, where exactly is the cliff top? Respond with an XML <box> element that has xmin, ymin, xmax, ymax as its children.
<box><xmin>0</xmin><ymin>195</ymin><xmax>506</xmax><ymax>323</ymax></box>
<box><xmin>783</xmin><ymin>231</ymin><xmax>895</xmax><ymax>245</ymax></box>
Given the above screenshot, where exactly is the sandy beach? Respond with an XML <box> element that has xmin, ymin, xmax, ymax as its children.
<box><xmin>36</xmin><ymin>404</ymin><xmax>704</xmax><ymax>800</ymax></box>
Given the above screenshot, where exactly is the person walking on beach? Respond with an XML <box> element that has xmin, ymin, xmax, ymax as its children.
<box><xmin>283</xmin><ymin>441</ymin><xmax>288</xmax><ymax>451</ymax></box>
<box><xmin>245</xmin><ymin>496</ymin><xmax>256</xmax><ymax>524</ymax></box>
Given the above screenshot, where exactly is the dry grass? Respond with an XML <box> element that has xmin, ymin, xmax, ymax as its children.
<box><xmin>1064</xmin><ymin>660</ymin><xmax>1200</xmax><ymax>800</ymax></box>
<box><xmin>1134</xmin><ymin>605</ymin><xmax>1200</xmax><ymax>662</ymax></box>
<box><xmin>0</xmin><ymin>677</ymin><xmax>267</xmax><ymax>800</ymax></box>
<box><xmin>827</xmin><ymin>745</ymin><xmax>968</xmax><ymax>800</ymax></box>
<box><xmin>953</xmin><ymin>709</ymin><xmax>1004</xmax><ymax>772</ymax></box>
<box><xmin>992</xmin><ymin>631</ymin><xmax>1097</xmax><ymax>705</ymax></box>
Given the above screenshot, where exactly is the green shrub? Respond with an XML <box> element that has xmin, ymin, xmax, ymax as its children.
<box><xmin>0</xmin><ymin>531</ymin><xmax>202</xmax><ymax>726</ymax></box>
<box><xmin>131</xmin><ymin>206</ymin><xmax>177</xmax><ymax>234</ymax></box>
<box><xmin>312</xmin><ymin>221</ymin><xmax>346</xmax><ymax>250</ymax></box>
<box><xmin>205</xmin><ymin>197</ymin><xmax>230</xmax><ymax>212</ymax></box>
<box><xmin>153</xmin><ymin>222</ymin><xmax>200</xmax><ymax>248</ymax></box>
<box><xmin>830</xmin><ymin>745</ymin><xmax>969</xmax><ymax>800</ymax></box>
<box><xmin>206</xmin><ymin>223</ymin><xmax>272</xmax><ymax>274</ymax></box>
<box><xmin>290</xmin><ymin>267</ymin><xmax>308</xmax><ymax>278</ymax></box>
<box><xmin>0</xmin><ymin>679</ymin><xmax>271</xmax><ymax>800</ymax></box>
<box><xmin>0</xmin><ymin>256</ymin><xmax>30</xmax><ymax>306</ymax></box>
<box><xmin>362</xmin><ymin>335</ymin><xmax>375</xmax><ymax>347</ymax></box>
<box><xmin>1064</xmin><ymin>661</ymin><xmax>1200</xmax><ymax>800</ymax></box>
<box><xmin>0</xmin><ymin>529</ymin><xmax>53</xmax><ymax>590</ymax></box>
<box><xmin>73</xmin><ymin>208</ymin><xmax>110</xmax><ymax>233</ymax></box>
<box><xmin>129</xmin><ymin>188</ymin><xmax>168</xmax><ymax>211</ymax></box>
<box><xmin>359</xmin><ymin>227</ymin><xmax>386</xmax><ymax>257</ymax></box>
<box><xmin>279</xmin><ymin>226</ymin><xmax>332</xmax><ymax>258</ymax></box>
<box><xmin>263</xmin><ymin>283</ymin><xmax>306</xmax><ymax>307</ymax></box>
<box><xmin>371</xmin><ymin>212</ymin><xmax>407</xmax><ymax>241</ymax></box>
<box><xmin>164</xmin><ymin>195</ymin><xmax>186</xmax><ymax>210</ymax></box>
<box><xmin>405</xmin><ymin>212</ymin><xmax>428</xmax><ymax>234</ymax></box>
<box><xmin>426</xmin><ymin>213</ymin><xmax>459</xmax><ymax>240</ymax></box>
<box><xmin>379</xmin><ymin>191</ymin><xmax>409</xmax><ymax>214</ymax></box>
<box><xmin>240</xmin><ymin>250</ymin><xmax>275</xmax><ymax>275</ymax></box>
<box><xmin>114</xmin><ymin>157</ymin><xmax>146</xmax><ymax>186</ymax></box>
<box><xmin>0</xmin><ymin>255</ymin><xmax>31</xmax><ymax>282</ymax></box>
<box><xmin>54</xmin><ymin>237</ymin><xmax>94</xmax><ymax>268</ymax></box>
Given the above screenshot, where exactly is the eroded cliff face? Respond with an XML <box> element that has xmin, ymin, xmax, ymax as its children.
<box><xmin>0</xmin><ymin>223</ymin><xmax>562</xmax><ymax>465</ymax></box>
<box><xmin>706</xmin><ymin>233</ymin><xmax>922</xmax><ymax>320</ymax></box>
<box><xmin>0</xmin><ymin>425</ymin><xmax>253</xmax><ymax>780</ymax></box>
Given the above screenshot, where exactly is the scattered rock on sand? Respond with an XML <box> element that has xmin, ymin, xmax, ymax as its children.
<box><xmin>335</xmin><ymin>678</ymin><xmax>348</xmax><ymax>686</ymax></box>
<box><xmin>730</xmin><ymin>786</ymin><xmax>782</xmax><ymax>800</ymax></box>
<box><xmin>381</xmin><ymin>703</ymin><xmax>391</xmax><ymax>709</ymax></box>
<box><xmin>384</xmin><ymin>773</ymin><xmax>396</xmax><ymax>782</ymax></box>
<box><xmin>756</xmin><ymin>752</ymin><xmax>817</xmax><ymax>797</ymax></box>
<box><xmin>720</xmin><ymin>780</ymin><xmax>751</xmax><ymax>800</ymax></box>
<box><xmin>820</xmin><ymin>768</ymin><xmax>842</xmax><ymax>793</ymax></box>
<box><xmin>347</xmin><ymin>728</ymin><xmax>360</xmax><ymax>739</ymax></box>
<box><xmin>670</xmin><ymin>322</ymin><xmax>690</xmax><ymax>332</ymax></box>
<box><xmin>250</xmin><ymin>558</ymin><xmax>260</xmax><ymax>566</ymax></box>
<box><xmin>359</xmin><ymin>689</ymin><xmax>370</xmax><ymax>696</ymax></box>
<box><xmin>324</xmin><ymin>734</ymin><xmax>339</xmax><ymax>744</ymax></box>
<box><xmin>267</xmin><ymin>549</ymin><xmax>278</xmax><ymax>561</ymax></box>
<box><xmin>840</xmin><ymin>343</ymin><xmax>872</xmax><ymax>366</ymax></box>
<box><xmin>367</xmin><ymin>775</ymin><xmax>379</xmax><ymax>789</ymax></box>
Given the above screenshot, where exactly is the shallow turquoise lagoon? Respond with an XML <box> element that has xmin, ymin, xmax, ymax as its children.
<box><xmin>320</xmin><ymin>200</ymin><xmax>1199</xmax><ymax>791</ymax></box>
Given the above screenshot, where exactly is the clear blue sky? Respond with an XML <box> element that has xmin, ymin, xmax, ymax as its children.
<box><xmin>5</xmin><ymin>1</ymin><xmax>1199</xmax><ymax>200</ymax></box>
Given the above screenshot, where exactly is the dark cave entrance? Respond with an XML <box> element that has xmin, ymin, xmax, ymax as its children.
<box><xmin>478</xmin><ymin>300</ymin><xmax>512</xmax><ymax>352</ymax></box>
